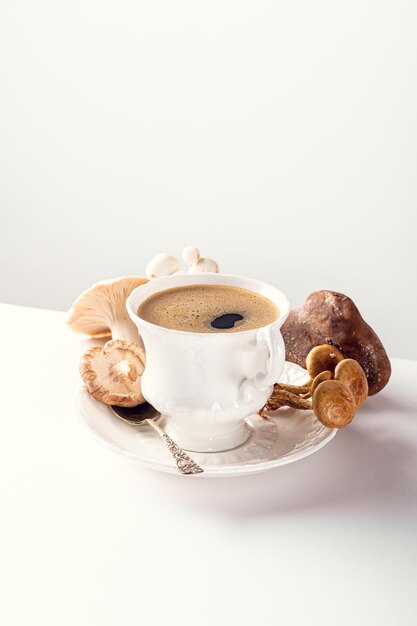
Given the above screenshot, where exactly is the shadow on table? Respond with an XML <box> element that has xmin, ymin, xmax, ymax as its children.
<box><xmin>145</xmin><ymin>394</ymin><xmax>417</xmax><ymax>519</ymax></box>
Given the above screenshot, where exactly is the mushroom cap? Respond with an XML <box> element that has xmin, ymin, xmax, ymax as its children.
<box><xmin>305</xmin><ymin>344</ymin><xmax>345</xmax><ymax>378</ymax></box>
<box><xmin>310</xmin><ymin>370</ymin><xmax>333</xmax><ymax>396</ymax></box>
<box><xmin>80</xmin><ymin>339</ymin><xmax>146</xmax><ymax>407</ymax></box>
<box><xmin>145</xmin><ymin>253</ymin><xmax>181</xmax><ymax>279</ymax></box>
<box><xmin>312</xmin><ymin>380</ymin><xmax>356</xmax><ymax>428</ymax></box>
<box><xmin>187</xmin><ymin>257</ymin><xmax>220</xmax><ymax>274</ymax></box>
<box><xmin>334</xmin><ymin>358</ymin><xmax>368</xmax><ymax>407</ymax></box>
<box><xmin>182</xmin><ymin>245</ymin><xmax>200</xmax><ymax>266</ymax></box>
<box><xmin>67</xmin><ymin>276</ymin><xmax>148</xmax><ymax>338</ymax></box>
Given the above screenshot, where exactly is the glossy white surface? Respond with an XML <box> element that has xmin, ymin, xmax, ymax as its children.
<box><xmin>127</xmin><ymin>274</ymin><xmax>289</xmax><ymax>451</ymax></box>
<box><xmin>1</xmin><ymin>303</ymin><xmax>417</xmax><ymax>626</ymax></box>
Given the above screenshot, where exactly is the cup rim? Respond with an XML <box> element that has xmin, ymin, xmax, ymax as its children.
<box><xmin>126</xmin><ymin>273</ymin><xmax>290</xmax><ymax>338</ymax></box>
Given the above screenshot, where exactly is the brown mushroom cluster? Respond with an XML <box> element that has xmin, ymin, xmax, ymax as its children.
<box><xmin>262</xmin><ymin>345</ymin><xmax>369</xmax><ymax>428</ymax></box>
<box><xmin>281</xmin><ymin>290</ymin><xmax>391</xmax><ymax>395</ymax></box>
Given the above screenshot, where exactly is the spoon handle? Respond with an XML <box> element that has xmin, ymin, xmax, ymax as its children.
<box><xmin>145</xmin><ymin>419</ymin><xmax>204</xmax><ymax>475</ymax></box>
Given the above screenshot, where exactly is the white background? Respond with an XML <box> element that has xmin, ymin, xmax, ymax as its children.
<box><xmin>1</xmin><ymin>0</ymin><xmax>416</xmax><ymax>357</ymax></box>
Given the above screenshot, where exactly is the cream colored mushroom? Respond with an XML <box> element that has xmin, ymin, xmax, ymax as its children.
<box><xmin>67</xmin><ymin>276</ymin><xmax>148</xmax><ymax>342</ymax></box>
<box><xmin>80</xmin><ymin>339</ymin><xmax>146</xmax><ymax>406</ymax></box>
<box><xmin>145</xmin><ymin>253</ymin><xmax>183</xmax><ymax>279</ymax></box>
<box><xmin>181</xmin><ymin>245</ymin><xmax>200</xmax><ymax>266</ymax></box>
<box><xmin>181</xmin><ymin>245</ymin><xmax>219</xmax><ymax>274</ymax></box>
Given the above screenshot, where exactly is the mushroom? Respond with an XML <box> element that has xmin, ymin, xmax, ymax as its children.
<box><xmin>267</xmin><ymin>370</ymin><xmax>333</xmax><ymax>401</ymax></box>
<box><xmin>144</xmin><ymin>246</ymin><xmax>220</xmax><ymax>278</ymax></box>
<box><xmin>67</xmin><ymin>276</ymin><xmax>148</xmax><ymax>342</ymax></box>
<box><xmin>281</xmin><ymin>290</ymin><xmax>391</xmax><ymax>395</ymax></box>
<box><xmin>265</xmin><ymin>385</ymin><xmax>311</xmax><ymax>411</ymax></box>
<box><xmin>182</xmin><ymin>246</ymin><xmax>219</xmax><ymax>274</ymax></box>
<box><xmin>312</xmin><ymin>380</ymin><xmax>356</xmax><ymax>428</ymax></box>
<box><xmin>145</xmin><ymin>253</ymin><xmax>182</xmax><ymax>279</ymax></box>
<box><xmin>305</xmin><ymin>344</ymin><xmax>345</xmax><ymax>378</ymax></box>
<box><xmin>334</xmin><ymin>359</ymin><xmax>368</xmax><ymax>407</ymax></box>
<box><xmin>271</xmin><ymin>380</ymin><xmax>312</xmax><ymax>395</ymax></box>
<box><xmin>309</xmin><ymin>370</ymin><xmax>333</xmax><ymax>396</ymax></box>
<box><xmin>80</xmin><ymin>339</ymin><xmax>146</xmax><ymax>406</ymax></box>
<box><xmin>262</xmin><ymin>346</ymin><xmax>367</xmax><ymax>428</ymax></box>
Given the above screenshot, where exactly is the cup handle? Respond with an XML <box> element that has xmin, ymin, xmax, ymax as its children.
<box><xmin>239</xmin><ymin>328</ymin><xmax>284</xmax><ymax>403</ymax></box>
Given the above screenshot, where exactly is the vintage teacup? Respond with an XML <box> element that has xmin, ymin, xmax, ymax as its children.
<box><xmin>127</xmin><ymin>274</ymin><xmax>289</xmax><ymax>452</ymax></box>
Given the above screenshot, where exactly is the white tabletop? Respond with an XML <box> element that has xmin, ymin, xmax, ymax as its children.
<box><xmin>1</xmin><ymin>303</ymin><xmax>416</xmax><ymax>626</ymax></box>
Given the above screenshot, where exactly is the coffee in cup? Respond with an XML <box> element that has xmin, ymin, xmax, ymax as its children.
<box><xmin>127</xmin><ymin>274</ymin><xmax>289</xmax><ymax>452</ymax></box>
<box><xmin>137</xmin><ymin>284</ymin><xmax>279</xmax><ymax>333</ymax></box>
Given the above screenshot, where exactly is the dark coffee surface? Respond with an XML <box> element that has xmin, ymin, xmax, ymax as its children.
<box><xmin>211</xmin><ymin>313</ymin><xmax>244</xmax><ymax>329</ymax></box>
<box><xmin>137</xmin><ymin>284</ymin><xmax>279</xmax><ymax>333</ymax></box>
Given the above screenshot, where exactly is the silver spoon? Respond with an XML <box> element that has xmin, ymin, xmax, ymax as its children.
<box><xmin>110</xmin><ymin>403</ymin><xmax>204</xmax><ymax>475</ymax></box>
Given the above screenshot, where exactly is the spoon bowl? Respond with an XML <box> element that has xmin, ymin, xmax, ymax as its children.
<box><xmin>110</xmin><ymin>403</ymin><xmax>203</xmax><ymax>475</ymax></box>
<box><xmin>111</xmin><ymin>403</ymin><xmax>160</xmax><ymax>426</ymax></box>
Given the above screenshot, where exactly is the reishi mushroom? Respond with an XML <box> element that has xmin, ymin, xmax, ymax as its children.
<box><xmin>281</xmin><ymin>290</ymin><xmax>391</xmax><ymax>395</ymax></box>
<box><xmin>80</xmin><ymin>339</ymin><xmax>146</xmax><ymax>407</ymax></box>
<box><xmin>67</xmin><ymin>276</ymin><xmax>148</xmax><ymax>342</ymax></box>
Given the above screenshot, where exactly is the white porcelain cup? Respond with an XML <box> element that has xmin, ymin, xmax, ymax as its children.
<box><xmin>126</xmin><ymin>274</ymin><xmax>289</xmax><ymax>453</ymax></box>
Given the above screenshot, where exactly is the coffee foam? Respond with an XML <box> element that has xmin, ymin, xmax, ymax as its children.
<box><xmin>137</xmin><ymin>284</ymin><xmax>279</xmax><ymax>333</ymax></box>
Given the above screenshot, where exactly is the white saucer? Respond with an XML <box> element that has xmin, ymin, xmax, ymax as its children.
<box><xmin>74</xmin><ymin>362</ymin><xmax>336</xmax><ymax>477</ymax></box>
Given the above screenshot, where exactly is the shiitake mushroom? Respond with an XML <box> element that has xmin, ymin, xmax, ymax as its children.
<box><xmin>334</xmin><ymin>359</ymin><xmax>368</xmax><ymax>407</ymax></box>
<box><xmin>263</xmin><ymin>346</ymin><xmax>368</xmax><ymax>429</ymax></box>
<box><xmin>305</xmin><ymin>344</ymin><xmax>345</xmax><ymax>378</ymax></box>
<box><xmin>310</xmin><ymin>370</ymin><xmax>333</xmax><ymax>396</ymax></box>
<box><xmin>312</xmin><ymin>380</ymin><xmax>356</xmax><ymax>428</ymax></box>
<box><xmin>311</xmin><ymin>359</ymin><xmax>368</xmax><ymax>428</ymax></box>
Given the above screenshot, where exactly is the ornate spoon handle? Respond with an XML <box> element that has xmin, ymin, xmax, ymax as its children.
<box><xmin>145</xmin><ymin>419</ymin><xmax>204</xmax><ymax>475</ymax></box>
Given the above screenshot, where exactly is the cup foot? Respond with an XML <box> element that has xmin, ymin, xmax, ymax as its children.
<box><xmin>161</xmin><ymin>416</ymin><xmax>252</xmax><ymax>453</ymax></box>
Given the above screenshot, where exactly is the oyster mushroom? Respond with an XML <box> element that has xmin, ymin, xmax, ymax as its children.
<box><xmin>312</xmin><ymin>380</ymin><xmax>356</xmax><ymax>428</ymax></box>
<box><xmin>67</xmin><ymin>276</ymin><xmax>148</xmax><ymax>342</ymax></box>
<box><xmin>334</xmin><ymin>359</ymin><xmax>368</xmax><ymax>407</ymax></box>
<box><xmin>80</xmin><ymin>339</ymin><xmax>146</xmax><ymax>407</ymax></box>
<box><xmin>306</xmin><ymin>344</ymin><xmax>345</xmax><ymax>378</ymax></box>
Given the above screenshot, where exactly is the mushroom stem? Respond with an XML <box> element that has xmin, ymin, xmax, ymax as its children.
<box><xmin>111</xmin><ymin>318</ymin><xmax>140</xmax><ymax>343</ymax></box>
<box><xmin>265</xmin><ymin>388</ymin><xmax>312</xmax><ymax>411</ymax></box>
<box><xmin>274</xmin><ymin>381</ymin><xmax>312</xmax><ymax>394</ymax></box>
<box><xmin>112</xmin><ymin>360</ymin><xmax>136</xmax><ymax>381</ymax></box>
